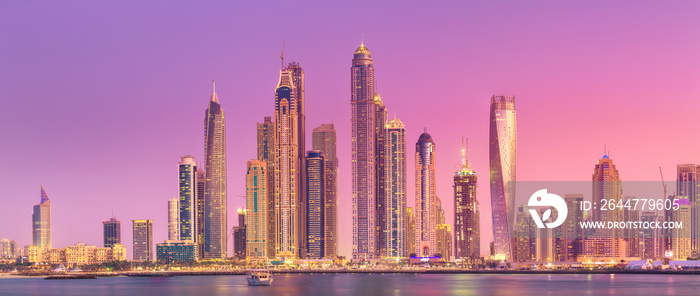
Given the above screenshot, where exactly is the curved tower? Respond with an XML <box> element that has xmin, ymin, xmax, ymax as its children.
<box><xmin>489</xmin><ymin>95</ymin><xmax>516</xmax><ymax>261</ymax></box>
<box><xmin>415</xmin><ymin>132</ymin><xmax>437</xmax><ymax>257</ymax></box>
<box><xmin>204</xmin><ymin>80</ymin><xmax>227</xmax><ymax>259</ymax></box>
<box><xmin>351</xmin><ymin>41</ymin><xmax>377</xmax><ymax>260</ymax></box>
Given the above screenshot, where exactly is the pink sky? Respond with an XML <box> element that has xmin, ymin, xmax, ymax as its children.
<box><xmin>1</xmin><ymin>1</ymin><xmax>699</xmax><ymax>259</ymax></box>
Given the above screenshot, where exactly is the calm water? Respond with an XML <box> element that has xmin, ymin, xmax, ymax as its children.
<box><xmin>1</xmin><ymin>273</ymin><xmax>699</xmax><ymax>296</ymax></box>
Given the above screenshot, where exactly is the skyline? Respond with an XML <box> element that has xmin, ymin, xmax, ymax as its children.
<box><xmin>2</xmin><ymin>1</ymin><xmax>700</xmax><ymax>259</ymax></box>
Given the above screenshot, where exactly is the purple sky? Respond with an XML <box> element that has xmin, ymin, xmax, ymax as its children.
<box><xmin>1</xmin><ymin>1</ymin><xmax>699</xmax><ymax>259</ymax></box>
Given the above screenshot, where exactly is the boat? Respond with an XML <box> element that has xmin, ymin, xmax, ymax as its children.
<box><xmin>246</xmin><ymin>269</ymin><xmax>273</xmax><ymax>286</ymax></box>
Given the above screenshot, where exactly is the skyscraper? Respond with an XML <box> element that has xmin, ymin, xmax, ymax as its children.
<box><xmin>563</xmin><ymin>194</ymin><xmax>584</xmax><ymax>261</ymax></box>
<box><xmin>204</xmin><ymin>80</ymin><xmax>227</xmax><ymax>259</ymax></box>
<box><xmin>672</xmin><ymin>197</ymin><xmax>692</xmax><ymax>260</ymax></box>
<box><xmin>168</xmin><ymin>197</ymin><xmax>179</xmax><ymax>241</ymax></box>
<box><xmin>374</xmin><ymin>93</ymin><xmax>388</xmax><ymax>258</ymax></box>
<box><xmin>257</xmin><ymin>116</ymin><xmax>276</xmax><ymax>259</ymax></box>
<box><xmin>415</xmin><ymin>131</ymin><xmax>437</xmax><ymax>257</ymax></box>
<box><xmin>178</xmin><ymin>155</ymin><xmax>197</xmax><ymax>241</ymax></box>
<box><xmin>384</xmin><ymin>117</ymin><xmax>406</xmax><ymax>258</ymax></box>
<box><xmin>489</xmin><ymin>95</ymin><xmax>516</xmax><ymax>261</ymax></box>
<box><xmin>351</xmin><ymin>41</ymin><xmax>377</xmax><ymax>261</ymax></box>
<box><xmin>587</xmin><ymin>154</ymin><xmax>622</xmax><ymax>258</ymax></box>
<box><xmin>274</xmin><ymin>66</ymin><xmax>302</xmax><ymax>259</ymax></box>
<box><xmin>232</xmin><ymin>209</ymin><xmax>246</xmax><ymax>260</ymax></box>
<box><xmin>195</xmin><ymin>168</ymin><xmax>206</xmax><ymax>258</ymax></box>
<box><xmin>677</xmin><ymin>164</ymin><xmax>700</xmax><ymax>255</ymax></box>
<box><xmin>454</xmin><ymin>140</ymin><xmax>479</xmax><ymax>260</ymax></box>
<box><xmin>287</xmin><ymin>62</ymin><xmax>307</xmax><ymax>259</ymax></box>
<box><xmin>103</xmin><ymin>217</ymin><xmax>121</xmax><ymax>248</ymax></box>
<box><xmin>246</xmin><ymin>160</ymin><xmax>268</xmax><ymax>261</ymax></box>
<box><xmin>33</xmin><ymin>186</ymin><xmax>51</xmax><ymax>250</ymax></box>
<box><xmin>306</xmin><ymin>150</ymin><xmax>325</xmax><ymax>259</ymax></box>
<box><xmin>312</xmin><ymin>123</ymin><xmax>338</xmax><ymax>259</ymax></box>
<box><xmin>405</xmin><ymin>207</ymin><xmax>415</xmax><ymax>257</ymax></box>
<box><xmin>133</xmin><ymin>220</ymin><xmax>153</xmax><ymax>261</ymax></box>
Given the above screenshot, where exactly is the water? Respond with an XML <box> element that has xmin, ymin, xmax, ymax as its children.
<box><xmin>1</xmin><ymin>273</ymin><xmax>699</xmax><ymax>295</ymax></box>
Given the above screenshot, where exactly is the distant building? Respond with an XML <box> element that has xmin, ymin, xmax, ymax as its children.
<box><xmin>454</xmin><ymin>140</ymin><xmax>479</xmax><ymax>261</ymax></box>
<box><xmin>203</xmin><ymin>81</ymin><xmax>227</xmax><ymax>259</ymax></box>
<box><xmin>383</xmin><ymin>118</ymin><xmax>406</xmax><ymax>258</ymax></box>
<box><xmin>415</xmin><ymin>132</ymin><xmax>437</xmax><ymax>257</ymax></box>
<box><xmin>246</xmin><ymin>160</ymin><xmax>268</xmax><ymax>261</ymax></box>
<box><xmin>0</xmin><ymin>239</ymin><xmax>9</xmax><ymax>258</ymax></box>
<box><xmin>195</xmin><ymin>168</ymin><xmax>206</xmax><ymax>259</ymax></box>
<box><xmin>232</xmin><ymin>209</ymin><xmax>246</xmax><ymax>259</ymax></box>
<box><xmin>103</xmin><ymin>217</ymin><xmax>121</xmax><ymax>248</ymax></box>
<box><xmin>374</xmin><ymin>93</ymin><xmax>388</xmax><ymax>258</ymax></box>
<box><xmin>586</xmin><ymin>154</ymin><xmax>622</xmax><ymax>258</ymax></box>
<box><xmin>677</xmin><ymin>164</ymin><xmax>700</xmax><ymax>256</ymax></box>
<box><xmin>563</xmin><ymin>195</ymin><xmax>584</xmax><ymax>261</ymax></box>
<box><xmin>312</xmin><ymin>123</ymin><xmax>338</xmax><ymax>259</ymax></box>
<box><xmin>405</xmin><ymin>207</ymin><xmax>415</xmax><ymax>257</ymax></box>
<box><xmin>168</xmin><ymin>197</ymin><xmax>180</xmax><ymax>241</ymax></box>
<box><xmin>489</xmin><ymin>95</ymin><xmax>516</xmax><ymax>262</ymax></box>
<box><xmin>257</xmin><ymin>116</ymin><xmax>276</xmax><ymax>259</ymax></box>
<box><xmin>672</xmin><ymin>196</ymin><xmax>692</xmax><ymax>260</ymax></box>
<box><xmin>514</xmin><ymin>205</ymin><xmax>535</xmax><ymax>262</ymax></box>
<box><xmin>33</xmin><ymin>186</ymin><xmax>52</xmax><ymax>250</ymax></box>
<box><xmin>156</xmin><ymin>240</ymin><xmax>198</xmax><ymax>263</ymax></box>
<box><xmin>178</xmin><ymin>155</ymin><xmax>198</xmax><ymax>241</ymax></box>
<box><xmin>27</xmin><ymin>243</ymin><xmax>125</xmax><ymax>265</ymax></box>
<box><xmin>436</xmin><ymin>224</ymin><xmax>452</xmax><ymax>260</ymax></box>
<box><xmin>133</xmin><ymin>220</ymin><xmax>153</xmax><ymax>261</ymax></box>
<box><xmin>306</xmin><ymin>150</ymin><xmax>325</xmax><ymax>259</ymax></box>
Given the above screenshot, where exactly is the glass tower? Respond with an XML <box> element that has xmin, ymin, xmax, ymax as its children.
<box><xmin>306</xmin><ymin>150</ymin><xmax>325</xmax><ymax>259</ymax></box>
<box><xmin>178</xmin><ymin>155</ymin><xmax>197</xmax><ymax>241</ymax></box>
<box><xmin>489</xmin><ymin>95</ymin><xmax>516</xmax><ymax>261</ymax></box>
<box><xmin>32</xmin><ymin>186</ymin><xmax>51</xmax><ymax>250</ymax></box>
<box><xmin>133</xmin><ymin>219</ymin><xmax>153</xmax><ymax>261</ymax></box>
<box><xmin>312</xmin><ymin>124</ymin><xmax>338</xmax><ymax>259</ymax></box>
<box><xmin>103</xmin><ymin>217</ymin><xmax>121</xmax><ymax>248</ymax></box>
<box><xmin>203</xmin><ymin>80</ymin><xmax>227</xmax><ymax>259</ymax></box>
<box><xmin>384</xmin><ymin>117</ymin><xmax>406</xmax><ymax>258</ymax></box>
<box><xmin>246</xmin><ymin>160</ymin><xmax>268</xmax><ymax>261</ymax></box>
<box><xmin>454</xmin><ymin>140</ymin><xmax>479</xmax><ymax>260</ymax></box>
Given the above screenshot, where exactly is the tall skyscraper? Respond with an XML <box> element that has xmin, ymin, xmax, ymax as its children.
<box><xmin>246</xmin><ymin>160</ymin><xmax>268</xmax><ymax>261</ymax></box>
<box><xmin>454</xmin><ymin>140</ymin><xmax>479</xmax><ymax>260</ymax></box>
<box><xmin>103</xmin><ymin>217</ymin><xmax>121</xmax><ymax>248</ymax></box>
<box><xmin>203</xmin><ymin>80</ymin><xmax>227</xmax><ymax>259</ymax></box>
<box><xmin>672</xmin><ymin>197</ymin><xmax>692</xmax><ymax>260</ymax></box>
<box><xmin>383</xmin><ymin>117</ymin><xmax>406</xmax><ymax>258</ymax></box>
<box><xmin>274</xmin><ymin>65</ymin><xmax>302</xmax><ymax>259</ymax></box>
<box><xmin>415</xmin><ymin>131</ymin><xmax>437</xmax><ymax>257</ymax></box>
<box><xmin>232</xmin><ymin>209</ymin><xmax>246</xmax><ymax>260</ymax></box>
<box><xmin>133</xmin><ymin>220</ymin><xmax>153</xmax><ymax>261</ymax></box>
<box><xmin>351</xmin><ymin>41</ymin><xmax>377</xmax><ymax>260</ymax></box>
<box><xmin>677</xmin><ymin>164</ymin><xmax>700</xmax><ymax>255</ymax></box>
<box><xmin>168</xmin><ymin>197</ymin><xmax>180</xmax><ymax>241</ymax></box>
<box><xmin>178</xmin><ymin>155</ymin><xmax>197</xmax><ymax>241</ymax></box>
<box><xmin>489</xmin><ymin>95</ymin><xmax>516</xmax><ymax>261</ymax></box>
<box><xmin>587</xmin><ymin>154</ymin><xmax>622</xmax><ymax>258</ymax></box>
<box><xmin>313</xmin><ymin>123</ymin><xmax>338</xmax><ymax>259</ymax></box>
<box><xmin>33</xmin><ymin>186</ymin><xmax>51</xmax><ymax>250</ymax></box>
<box><xmin>287</xmin><ymin>62</ymin><xmax>306</xmax><ymax>259</ymax></box>
<box><xmin>306</xmin><ymin>150</ymin><xmax>325</xmax><ymax>259</ymax></box>
<box><xmin>257</xmin><ymin>116</ymin><xmax>276</xmax><ymax>259</ymax></box>
<box><xmin>195</xmin><ymin>168</ymin><xmax>206</xmax><ymax>258</ymax></box>
<box><xmin>374</xmin><ymin>93</ymin><xmax>388</xmax><ymax>258</ymax></box>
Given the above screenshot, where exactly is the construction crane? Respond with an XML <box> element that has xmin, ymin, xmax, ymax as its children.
<box><xmin>660</xmin><ymin>166</ymin><xmax>668</xmax><ymax>200</ymax></box>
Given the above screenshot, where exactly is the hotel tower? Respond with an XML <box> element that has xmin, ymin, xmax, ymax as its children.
<box><xmin>203</xmin><ymin>80</ymin><xmax>227</xmax><ymax>259</ymax></box>
<box><xmin>384</xmin><ymin>117</ymin><xmax>407</xmax><ymax>258</ymax></box>
<box><xmin>415</xmin><ymin>131</ymin><xmax>437</xmax><ymax>257</ymax></box>
<box><xmin>489</xmin><ymin>95</ymin><xmax>516</xmax><ymax>261</ymax></box>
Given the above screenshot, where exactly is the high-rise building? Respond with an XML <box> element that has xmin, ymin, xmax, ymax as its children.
<box><xmin>133</xmin><ymin>220</ymin><xmax>153</xmax><ymax>261</ymax></box>
<box><xmin>274</xmin><ymin>65</ymin><xmax>303</xmax><ymax>259</ymax></box>
<box><xmin>257</xmin><ymin>116</ymin><xmax>276</xmax><ymax>259</ymax></box>
<box><xmin>383</xmin><ymin>118</ymin><xmax>406</xmax><ymax>258</ymax></box>
<box><xmin>246</xmin><ymin>160</ymin><xmax>268</xmax><ymax>261</ymax></box>
<box><xmin>672</xmin><ymin>197</ymin><xmax>692</xmax><ymax>260</ymax></box>
<box><xmin>203</xmin><ymin>80</ymin><xmax>227</xmax><ymax>259</ymax></box>
<box><xmin>312</xmin><ymin>123</ymin><xmax>338</xmax><ymax>259</ymax></box>
<box><xmin>195</xmin><ymin>168</ymin><xmax>206</xmax><ymax>258</ymax></box>
<box><xmin>563</xmin><ymin>194</ymin><xmax>584</xmax><ymax>261</ymax></box>
<box><xmin>306</xmin><ymin>150</ymin><xmax>325</xmax><ymax>259</ymax></box>
<box><xmin>454</xmin><ymin>140</ymin><xmax>479</xmax><ymax>261</ymax></box>
<box><xmin>33</xmin><ymin>186</ymin><xmax>51</xmax><ymax>250</ymax></box>
<box><xmin>489</xmin><ymin>95</ymin><xmax>516</xmax><ymax>261</ymax></box>
<box><xmin>0</xmin><ymin>238</ymin><xmax>9</xmax><ymax>258</ymax></box>
<box><xmin>436</xmin><ymin>224</ymin><xmax>452</xmax><ymax>260</ymax></box>
<box><xmin>168</xmin><ymin>197</ymin><xmax>180</xmax><ymax>241</ymax></box>
<box><xmin>374</xmin><ymin>93</ymin><xmax>388</xmax><ymax>258</ymax></box>
<box><xmin>588</xmin><ymin>154</ymin><xmax>622</xmax><ymax>257</ymax></box>
<box><xmin>640</xmin><ymin>211</ymin><xmax>664</xmax><ymax>259</ymax></box>
<box><xmin>287</xmin><ymin>62</ymin><xmax>307</xmax><ymax>259</ymax></box>
<box><xmin>405</xmin><ymin>207</ymin><xmax>415</xmax><ymax>257</ymax></box>
<box><xmin>9</xmin><ymin>241</ymin><xmax>19</xmax><ymax>258</ymax></box>
<box><xmin>677</xmin><ymin>164</ymin><xmax>700</xmax><ymax>256</ymax></box>
<box><xmin>178</xmin><ymin>155</ymin><xmax>197</xmax><ymax>241</ymax></box>
<box><xmin>351</xmin><ymin>41</ymin><xmax>377</xmax><ymax>261</ymax></box>
<box><xmin>103</xmin><ymin>217</ymin><xmax>121</xmax><ymax>248</ymax></box>
<box><xmin>514</xmin><ymin>205</ymin><xmax>535</xmax><ymax>262</ymax></box>
<box><xmin>415</xmin><ymin>132</ymin><xmax>437</xmax><ymax>257</ymax></box>
<box><xmin>232</xmin><ymin>209</ymin><xmax>246</xmax><ymax>259</ymax></box>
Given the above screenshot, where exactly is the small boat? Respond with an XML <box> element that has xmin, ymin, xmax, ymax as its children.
<box><xmin>246</xmin><ymin>269</ymin><xmax>273</xmax><ymax>286</ymax></box>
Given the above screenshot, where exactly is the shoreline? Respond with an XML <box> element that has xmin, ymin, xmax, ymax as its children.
<box><xmin>4</xmin><ymin>269</ymin><xmax>700</xmax><ymax>278</ymax></box>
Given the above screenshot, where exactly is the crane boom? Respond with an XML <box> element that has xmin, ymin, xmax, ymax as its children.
<box><xmin>660</xmin><ymin>166</ymin><xmax>668</xmax><ymax>200</ymax></box>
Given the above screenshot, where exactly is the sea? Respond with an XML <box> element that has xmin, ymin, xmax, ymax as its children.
<box><xmin>1</xmin><ymin>273</ymin><xmax>699</xmax><ymax>295</ymax></box>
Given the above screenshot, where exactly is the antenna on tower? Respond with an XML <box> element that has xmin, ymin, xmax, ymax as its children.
<box><xmin>361</xmin><ymin>34</ymin><xmax>364</xmax><ymax>46</ymax></box>
<box><xmin>212</xmin><ymin>79</ymin><xmax>216</xmax><ymax>93</ymax></box>
<box><xmin>281</xmin><ymin>39</ymin><xmax>286</xmax><ymax>70</ymax></box>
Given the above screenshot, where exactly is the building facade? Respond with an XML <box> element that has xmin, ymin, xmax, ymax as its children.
<box><xmin>156</xmin><ymin>240</ymin><xmax>198</xmax><ymax>263</ymax></box>
<box><xmin>103</xmin><ymin>217</ymin><xmax>121</xmax><ymax>248</ymax></box>
<box><xmin>415</xmin><ymin>132</ymin><xmax>437</xmax><ymax>257</ymax></box>
<box><xmin>246</xmin><ymin>160</ymin><xmax>268</xmax><ymax>261</ymax></box>
<box><xmin>306</xmin><ymin>151</ymin><xmax>325</xmax><ymax>259</ymax></box>
<box><xmin>454</xmin><ymin>141</ymin><xmax>479</xmax><ymax>260</ymax></box>
<box><xmin>489</xmin><ymin>95</ymin><xmax>516</xmax><ymax>261</ymax></box>
<box><xmin>383</xmin><ymin>118</ymin><xmax>406</xmax><ymax>258</ymax></box>
<box><xmin>677</xmin><ymin>164</ymin><xmax>700</xmax><ymax>256</ymax></box>
<box><xmin>133</xmin><ymin>220</ymin><xmax>153</xmax><ymax>261</ymax></box>
<box><xmin>257</xmin><ymin>116</ymin><xmax>276</xmax><ymax>259</ymax></box>
<box><xmin>168</xmin><ymin>197</ymin><xmax>179</xmax><ymax>241</ymax></box>
<box><xmin>312</xmin><ymin>123</ymin><xmax>338</xmax><ymax>259</ymax></box>
<box><xmin>203</xmin><ymin>81</ymin><xmax>227</xmax><ymax>259</ymax></box>
<box><xmin>178</xmin><ymin>155</ymin><xmax>197</xmax><ymax>241</ymax></box>
<box><xmin>33</xmin><ymin>186</ymin><xmax>52</xmax><ymax>250</ymax></box>
<box><xmin>233</xmin><ymin>209</ymin><xmax>246</xmax><ymax>260</ymax></box>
